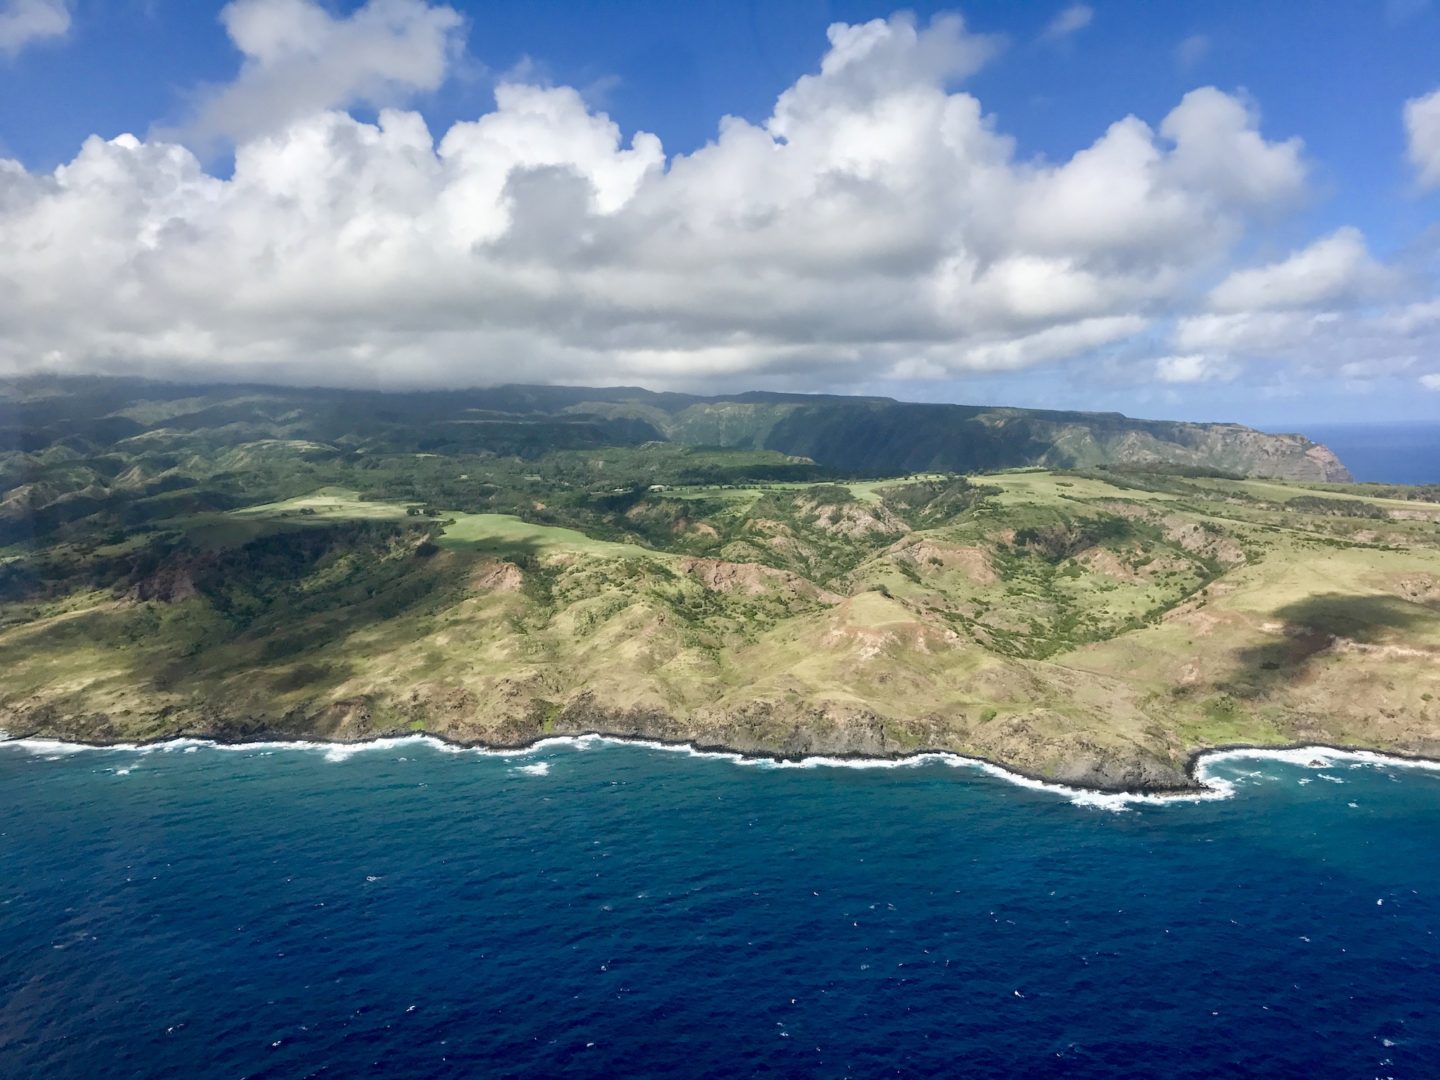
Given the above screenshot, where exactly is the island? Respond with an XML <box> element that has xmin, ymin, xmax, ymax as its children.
<box><xmin>1</xmin><ymin>377</ymin><xmax>1436</xmax><ymax>792</ymax></box>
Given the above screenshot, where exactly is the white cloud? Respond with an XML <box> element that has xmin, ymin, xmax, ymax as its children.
<box><xmin>1171</xmin><ymin>293</ymin><xmax>1440</xmax><ymax>390</ymax></box>
<box><xmin>1207</xmin><ymin>227</ymin><xmax>1387</xmax><ymax>312</ymax></box>
<box><xmin>1000</xmin><ymin>91</ymin><xmax>1305</xmax><ymax>292</ymax></box>
<box><xmin>1386</xmin><ymin>298</ymin><xmax>1440</xmax><ymax>334</ymax></box>
<box><xmin>179</xmin><ymin>0</ymin><xmax>464</xmax><ymax>146</ymax></box>
<box><xmin>1339</xmin><ymin>355</ymin><xmax>1413</xmax><ymax>379</ymax></box>
<box><xmin>0</xmin><ymin>8</ymin><xmax>1375</xmax><ymax>394</ymax></box>
<box><xmin>0</xmin><ymin>0</ymin><xmax>69</xmax><ymax>58</ymax></box>
<box><xmin>1155</xmin><ymin>354</ymin><xmax>1236</xmax><ymax>383</ymax></box>
<box><xmin>1160</xmin><ymin>88</ymin><xmax>1306</xmax><ymax>206</ymax></box>
<box><xmin>1042</xmin><ymin>4</ymin><xmax>1093</xmax><ymax>42</ymax></box>
<box><xmin>1166</xmin><ymin>222</ymin><xmax>1440</xmax><ymax>391</ymax></box>
<box><xmin>1174</xmin><ymin>311</ymin><xmax>1321</xmax><ymax>355</ymax></box>
<box><xmin>1405</xmin><ymin>87</ymin><xmax>1440</xmax><ymax>190</ymax></box>
<box><xmin>1421</xmin><ymin>373</ymin><xmax>1440</xmax><ymax>391</ymax></box>
<box><xmin>1176</xmin><ymin>33</ymin><xmax>1209</xmax><ymax>70</ymax></box>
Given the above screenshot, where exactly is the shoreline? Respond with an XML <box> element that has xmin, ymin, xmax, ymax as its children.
<box><xmin>5</xmin><ymin>727</ymin><xmax>1440</xmax><ymax>810</ymax></box>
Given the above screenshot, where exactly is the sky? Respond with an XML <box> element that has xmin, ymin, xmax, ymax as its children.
<box><xmin>0</xmin><ymin>1</ymin><xmax>1438</xmax><ymax>427</ymax></box>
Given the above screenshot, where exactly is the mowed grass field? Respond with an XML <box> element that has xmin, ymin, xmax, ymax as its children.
<box><xmin>662</xmin><ymin>474</ymin><xmax>949</xmax><ymax>506</ymax></box>
<box><xmin>983</xmin><ymin>470</ymin><xmax>1177</xmax><ymax>505</ymax></box>
<box><xmin>226</xmin><ymin>489</ymin><xmax>650</xmax><ymax>559</ymax></box>
<box><xmin>1210</xmin><ymin>477</ymin><xmax>1440</xmax><ymax>511</ymax></box>
<box><xmin>436</xmin><ymin>512</ymin><xmax>647</xmax><ymax>558</ymax></box>
<box><xmin>230</xmin><ymin>488</ymin><xmax>415</xmax><ymax>521</ymax></box>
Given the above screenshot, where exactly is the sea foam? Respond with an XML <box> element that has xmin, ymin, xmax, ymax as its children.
<box><xmin>3</xmin><ymin>733</ymin><xmax>1437</xmax><ymax>812</ymax></box>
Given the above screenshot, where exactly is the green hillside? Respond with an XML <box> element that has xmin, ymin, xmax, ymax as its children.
<box><xmin>0</xmin><ymin>378</ymin><xmax>1435</xmax><ymax>791</ymax></box>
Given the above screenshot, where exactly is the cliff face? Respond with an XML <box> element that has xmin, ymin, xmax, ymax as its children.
<box><xmin>660</xmin><ymin>401</ymin><xmax>1354</xmax><ymax>482</ymax></box>
<box><xmin>1</xmin><ymin>376</ymin><xmax>1351</xmax><ymax>483</ymax></box>
<box><xmin>1303</xmin><ymin>441</ymin><xmax>1353</xmax><ymax>482</ymax></box>
<box><xmin>1149</xmin><ymin>426</ymin><xmax>1352</xmax><ymax>483</ymax></box>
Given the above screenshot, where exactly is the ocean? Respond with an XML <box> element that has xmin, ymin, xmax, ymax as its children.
<box><xmin>1298</xmin><ymin>422</ymin><xmax>1440</xmax><ymax>485</ymax></box>
<box><xmin>2</xmin><ymin>737</ymin><xmax>1438</xmax><ymax>1078</ymax></box>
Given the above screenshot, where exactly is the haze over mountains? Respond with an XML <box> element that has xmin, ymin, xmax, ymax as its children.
<box><xmin>1</xmin><ymin>378</ymin><xmax>1349</xmax><ymax>511</ymax></box>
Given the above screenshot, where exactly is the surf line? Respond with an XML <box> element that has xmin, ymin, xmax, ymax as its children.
<box><xmin>4</xmin><ymin>731</ymin><xmax>1438</xmax><ymax>812</ymax></box>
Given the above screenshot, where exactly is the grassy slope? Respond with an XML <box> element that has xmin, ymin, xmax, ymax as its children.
<box><xmin>438</xmin><ymin>512</ymin><xmax>647</xmax><ymax>558</ymax></box>
<box><xmin>1</xmin><ymin>469</ymin><xmax>1437</xmax><ymax>791</ymax></box>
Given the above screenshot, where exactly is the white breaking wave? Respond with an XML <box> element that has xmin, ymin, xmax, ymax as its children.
<box><xmin>3</xmin><ymin>733</ymin><xmax>1438</xmax><ymax>812</ymax></box>
<box><xmin>1195</xmin><ymin>746</ymin><xmax>1440</xmax><ymax>777</ymax></box>
<box><xmin>540</xmin><ymin>738</ymin><xmax>1232</xmax><ymax>812</ymax></box>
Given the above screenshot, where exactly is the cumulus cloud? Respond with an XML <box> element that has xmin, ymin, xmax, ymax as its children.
<box><xmin>1</xmin><ymin>7</ymin><xmax>1401</xmax><ymax>395</ymax></box>
<box><xmin>1422</xmin><ymin>373</ymin><xmax>1440</xmax><ymax>390</ymax></box>
<box><xmin>1159</xmin><ymin>88</ymin><xmax>1306</xmax><ymax>206</ymax></box>
<box><xmin>179</xmin><ymin>0</ymin><xmax>464</xmax><ymax>146</ymax></box>
<box><xmin>1172</xmin><ymin>284</ymin><xmax>1440</xmax><ymax>390</ymax></box>
<box><xmin>1041</xmin><ymin>4</ymin><xmax>1093</xmax><ymax>42</ymax></box>
<box><xmin>0</xmin><ymin>0</ymin><xmax>69</xmax><ymax>58</ymax></box>
<box><xmin>1158</xmin><ymin>211</ymin><xmax>1440</xmax><ymax>393</ymax></box>
<box><xmin>1406</xmin><ymin>87</ymin><xmax>1440</xmax><ymax>189</ymax></box>
<box><xmin>1206</xmin><ymin>227</ymin><xmax>1388</xmax><ymax>312</ymax></box>
<box><xmin>1154</xmin><ymin>354</ymin><xmax>1236</xmax><ymax>383</ymax></box>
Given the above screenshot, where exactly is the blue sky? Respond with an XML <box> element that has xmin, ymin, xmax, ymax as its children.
<box><xmin>1</xmin><ymin>0</ymin><xmax>1438</xmax><ymax>427</ymax></box>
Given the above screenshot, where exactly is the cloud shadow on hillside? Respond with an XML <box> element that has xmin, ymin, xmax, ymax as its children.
<box><xmin>1231</xmin><ymin>592</ymin><xmax>1436</xmax><ymax>686</ymax></box>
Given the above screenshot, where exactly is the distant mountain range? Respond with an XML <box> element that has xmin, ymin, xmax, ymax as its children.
<box><xmin>0</xmin><ymin>376</ymin><xmax>1351</xmax><ymax>482</ymax></box>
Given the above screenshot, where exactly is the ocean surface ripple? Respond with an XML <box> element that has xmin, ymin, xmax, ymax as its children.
<box><xmin>1</xmin><ymin>737</ymin><xmax>1437</xmax><ymax>1077</ymax></box>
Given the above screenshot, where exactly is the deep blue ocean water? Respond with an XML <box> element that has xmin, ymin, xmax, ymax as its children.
<box><xmin>2</xmin><ymin>737</ymin><xmax>1438</xmax><ymax>1079</ymax></box>
<box><xmin>1296</xmin><ymin>422</ymin><xmax>1440</xmax><ymax>485</ymax></box>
